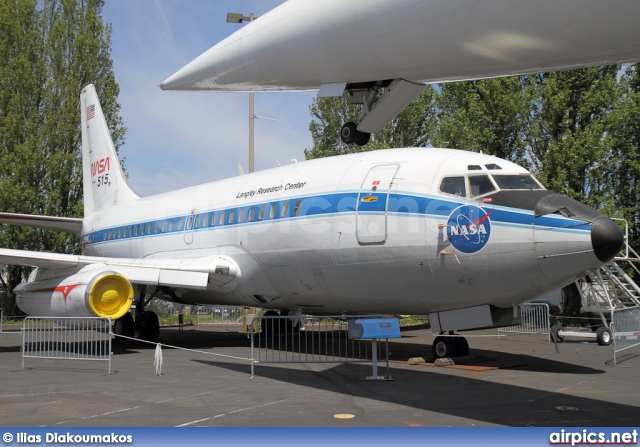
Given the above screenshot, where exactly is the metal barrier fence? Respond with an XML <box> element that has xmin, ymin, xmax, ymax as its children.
<box><xmin>498</xmin><ymin>303</ymin><xmax>550</xmax><ymax>342</ymax></box>
<box><xmin>250</xmin><ymin>315</ymin><xmax>383</xmax><ymax>364</ymax></box>
<box><xmin>195</xmin><ymin>306</ymin><xmax>245</xmax><ymax>326</ymax></box>
<box><xmin>612</xmin><ymin>305</ymin><xmax>640</xmax><ymax>366</ymax></box>
<box><xmin>22</xmin><ymin>317</ymin><xmax>113</xmax><ymax>374</ymax></box>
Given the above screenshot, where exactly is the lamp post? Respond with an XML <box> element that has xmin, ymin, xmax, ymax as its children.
<box><xmin>227</xmin><ymin>12</ymin><xmax>256</xmax><ymax>173</ymax></box>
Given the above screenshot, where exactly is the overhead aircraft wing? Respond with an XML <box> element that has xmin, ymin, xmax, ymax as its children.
<box><xmin>0</xmin><ymin>212</ymin><xmax>83</xmax><ymax>234</ymax></box>
<box><xmin>0</xmin><ymin>248</ymin><xmax>239</xmax><ymax>290</ymax></box>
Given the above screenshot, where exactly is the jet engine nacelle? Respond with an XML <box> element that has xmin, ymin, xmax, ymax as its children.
<box><xmin>15</xmin><ymin>266</ymin><xmax>134</xmax><ymax>319</ymax></box>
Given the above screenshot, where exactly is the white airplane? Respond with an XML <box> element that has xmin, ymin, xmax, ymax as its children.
<box><xmin>161</xmin><ymin>0</ymin><xmax>640</xmax><ymax>145</ymax></box>
<box><xmin>0</xmin><ymin>85</ymin><xmax>624</xmax><ymax>357</ymax></box>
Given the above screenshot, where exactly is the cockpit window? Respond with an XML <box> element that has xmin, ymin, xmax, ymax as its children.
<box><xmin>492</xmin><ymin>174</ymin><xmax>544</xmax><ymax>190</ymax></box>
<box><xmin>440</xmin><ymin>176</ymin><xmax>466</xmax><ymax>197</ymax></box>
<box><xmin>485</xmin><ymin>163</ymin><xmax>502</xmax><ymax>170</ymax></box>
<box><xmin>467</xmin><ymin>165</ymin><xmax>482</xmax><ymax>171</ymax></box>
<box><xmin>469</xmin><ymin>175</ymin><xmax>496</xmax><ymax>197</ymax></box>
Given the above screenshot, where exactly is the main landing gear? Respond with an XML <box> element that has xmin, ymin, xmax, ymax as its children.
<box><xmin>340</xmin><ymin>122</ymin><xmax>370</xmax><ymax>146</ymax></box>
<box><xmin>112</xmin><ymin>286</ymin><xmax>160</xmax><ymax>340</ymax></box>
<box><xmin>432</xmin><ymin>333</ymin><xmax>470</xmax><ymax>359</ymax></box>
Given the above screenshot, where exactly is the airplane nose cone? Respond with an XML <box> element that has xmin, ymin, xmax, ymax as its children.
<box><xmin>534</xmin><ymin>192</ymin><xmax>624</xmax><ymax>263</ymax></box>
<box><xmin>591</xmin><ymin>216</ymin><xmax>624</xmax><ymax>262</ymax></box>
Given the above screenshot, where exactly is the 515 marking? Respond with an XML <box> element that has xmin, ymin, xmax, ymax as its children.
<box><xmin>96</xmin><ymin>174</ymin><xmax>111</xmax><ymax>187</ymax></box>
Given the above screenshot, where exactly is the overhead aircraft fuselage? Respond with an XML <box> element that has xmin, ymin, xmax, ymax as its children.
<box><xmin>161</xmin><ymin>0</ymin><xmax>640</xmax><ymax>145</ymax></box>
<box><xmin>161</xmin><ymin>0</ymin><xmax>640</xmax><ymax>92</ymax></box>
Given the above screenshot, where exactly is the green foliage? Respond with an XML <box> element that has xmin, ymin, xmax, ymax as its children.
<box><xmin>0</xmin><ymin>0</ymin><xmax>125</xmax><ymax>314</ymax></box>
<box><xmin>434</xmin><ymin>76</ymin><xmax>536</xmax><ymax>167</ymax></box>
<box><xmin>527</xmin><ymin>67</ymin><xmax>621</xmax><ymax>206</ymax></box>
<box><xmin>607</xmin><ymin>64</ymin><xmax>640</xmax><ymax>248</ymax></box>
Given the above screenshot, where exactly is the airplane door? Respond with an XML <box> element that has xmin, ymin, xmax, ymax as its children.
<box><xmin>184</xmin><ymin>209</ymin><xmax>196</xmax><ymax>244</ymax></box>
<box><xmin>356</xmin><ymin>164</ymin><xmax>399</xmax><ymax>244</ymax></box>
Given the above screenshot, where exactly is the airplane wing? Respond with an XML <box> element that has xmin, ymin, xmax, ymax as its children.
<box><xmin>0</xmin><ymin>212</ymin><xmax>83</xmax><ymax>233</ymax></box>
<box><xmin>0</xmin><ymin>248</ymin><xmax>239</xmax><ymax>290</ymax></box>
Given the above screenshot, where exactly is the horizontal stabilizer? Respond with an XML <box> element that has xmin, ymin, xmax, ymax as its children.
<box><xmin>0</xmin><ymin>212</ymin><xmax>82</xmax><ymax>234</ymax></box>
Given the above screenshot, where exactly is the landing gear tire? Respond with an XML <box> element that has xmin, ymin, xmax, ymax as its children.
<box><xmin>113</xmin><ymin>312</ymin><xmax>135</xmax><ymax>340</ymax></box>
<box><xmin>432</xmin><ymin>336</ymin><xmax>458</xmax><ymax>359</ymax></box>
<box><xmin>354</xmin><ymin>130</ymin><xmax>370</xmax><ymax>146</ymax></box>
<box><xmin>596</xmin><ymin>327</ymin><xmax>612</xmax><ymax>346</ymax></box>
<box><xmin>551</xmin><ymin>325</ymin><xmax>564</xmax><ymax>343</ymax></box>
<box><xmin>340</xmin><ymin>122</ymin><xmax>358</xmax><ymax>144</ymax></box>
<box><xmin>455</xmin><ymin>337</ymin><xmax>469</xmax><ymax>357</ymax></box>
<box><xmin>340</xmin><ymin>122</ymin><xmax>370</xmax><ymax>146</ymax></box>
<box><xmin>138</xmin><ymin>311</ymin><xmax>160</xmax><ymax>340</ymax></box>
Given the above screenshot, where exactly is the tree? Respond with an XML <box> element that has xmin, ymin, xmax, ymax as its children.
<box><xmin>526</xmin><ymin>67</ymin><xmax>621</xmax><ymax>207</ymax></box>
<box><xmin>433</xmin><ymin>77</ymin><xmax>535</xmax><ymax>167</ymax></box>
<box><xmin>608</xmin><ymin>63</ymin><xmax>640</xmax><ymax>249</ymax></box>
<box><xmin>0</xmin><ymin>0</ymin><xmax>125</xmax><ymax>316</ymax></box>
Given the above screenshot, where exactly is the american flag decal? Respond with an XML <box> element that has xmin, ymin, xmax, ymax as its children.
<box><xmin>86</xmin><ymin>104</ymin><xmax>95</xmax><ymax>120</ymax></box>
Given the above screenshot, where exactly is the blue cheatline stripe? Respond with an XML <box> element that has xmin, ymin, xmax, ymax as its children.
<box><xmin>82</xmin><ymin>191</ymin><xmax>589</xmax><ymax>246</ymax></box>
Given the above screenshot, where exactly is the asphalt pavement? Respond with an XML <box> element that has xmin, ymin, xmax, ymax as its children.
<box><xmin>1</xmin><ymin>323</ymin><xmax>638</xmax><ymax>427</ymax></box>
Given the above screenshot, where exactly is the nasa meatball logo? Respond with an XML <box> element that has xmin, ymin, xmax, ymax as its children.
<box><xmin>446</xmin><ymin>205</ymin><xmax>493</xmax><ymax>254</ymax></box>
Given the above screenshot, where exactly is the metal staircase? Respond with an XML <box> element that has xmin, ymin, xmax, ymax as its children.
<box><xmin>576</xmin><ymin>245</ymin><xmax>640</xmax><ymax>312</ymax></box>
<box><xmin>574</xmin><ymin>224</ymin><xmax>640</xmax><ymax>364</ymax></box>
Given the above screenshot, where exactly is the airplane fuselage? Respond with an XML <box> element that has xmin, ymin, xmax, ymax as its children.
<box><xmin>80</xmin><ymin>148</ymin><xmax>609</xmax><ymax>316</ymax></box>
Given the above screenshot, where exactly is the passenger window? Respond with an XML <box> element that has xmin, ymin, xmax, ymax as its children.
<box><xmin>469</xmin><ymin>175</ymin><xmax>497</xmax><ymax>197</ymax></box>
<box><xmin>195</xmin><ymin>215</ymin><xmax>202</xmax><ymax>229</ymax></box>
<box><xmin>238</xmin><ymin>208</ymin><xmax>245</xmax><ymax>223</ymax></box>
<box><xmin>248</xmin><ymin>207</ymin><xmax>256</xmax><ymax>221</ymax></box>
<box><xmin>259</xmin><ymin>205</ymin><xmax>266</xmax><ymax>220</ymax></box>
<box><xmin>169</xmin><ymin>220</ymin><xmax>175</xmax><ymax>232</ymax></box>
<box><xmin>228</xmin><ymin>209</ymin><xmax>236</xmax><ymax>224</ymax></box>
<box><xmin>177</xmin><ymin>217</ymin><xmax>185</xmax><ymax>231</ymax></box>
<box><xmin>281</xmin><ymin>201</ymin><xmax>290</xmax><ymax>217</ymax></box>
<box><xmin>186</xmin><ymin>215</ymin><xmax>194</xmax><ymax>230</ymax></box>
<box><xmin>162</xmin><ymin>221</ymin><xmax>167</xmax><ymax>232</ymax></box>
<box><xmin>270</xmin><ymin>203</ymin><xmax>277</xmax><ymax>219</ymax></box>
<box><xmin>293</xmin><ymin>200</ymin><xmax>303</xmax><ymax>216</ymax></box>
<box><xmin>147</xmin><ymin>223</ymin><xmax>152</xmax><ymax>235</ymax></box>
<box><xmin>210</xmin><ymin>212</ymin><xmax>216</xmax><ymax>227</ymax></box>
<box><xmin>141</xmin><ymin>224</ymin><xmax>147</xmax><ymax>235</ymax></box>
<box><xmin>219</xmin><ymin>211</ymin><xmax>225</xmax><ymax>225</ymax></box>
<box><xmin>440</xmin><ymin>177</ymin><xmax>466</xmax><ymax>198</ymax></box>
<box><xmin>155</xmin><ymin>221</ymin><xmax>161</xmax><ymax>233</ymax></box>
